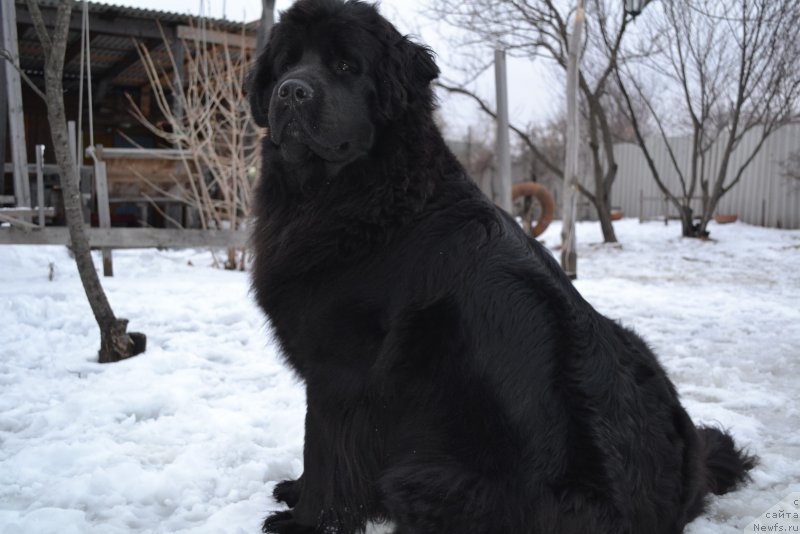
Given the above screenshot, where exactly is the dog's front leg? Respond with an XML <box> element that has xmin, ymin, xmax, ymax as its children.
<box><xmin>263</xmin><ymin>392</ymin><xmax>342</xmax><ymax>533</ymax></box>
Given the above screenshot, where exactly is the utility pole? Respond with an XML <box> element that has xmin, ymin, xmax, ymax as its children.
<box><xmin>494</xmin><ymin>49</ymin><xmax>513</xmax><ymax>213</ymax></box>
<box><xmin>257</xmin><ymin>0</ymin><xmax>276</xmax><ymax>53</ymax></box>
<box><xmin>561</xmin><ymin>0</ymin><xmax>585</xmax><ymax>280</ymax></box>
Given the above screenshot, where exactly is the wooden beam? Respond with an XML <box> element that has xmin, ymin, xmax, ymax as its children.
<box><xmin>1</xmin><ymin>0</ymin><xmax>31</xmax><ymax>209</ymax></box>
<box><xmin>0</xmin><ymin>227</ymin><xmax>249</xmax><ymax>248</ymax></box>
<box><xmin>176</xmin><ymin>25</ymin><xmax>256</xmax><ymax>49</ymax></box>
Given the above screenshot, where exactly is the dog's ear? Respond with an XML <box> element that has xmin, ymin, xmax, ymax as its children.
<box><xmin>248</xmin><ymin>44</ymin><xmax>273</xmax><ymax>128</ymax></box>
<box><xmin>376</xmin><ymin>36</ymin><xmax>440</xmax><ymax>121</ymax></box>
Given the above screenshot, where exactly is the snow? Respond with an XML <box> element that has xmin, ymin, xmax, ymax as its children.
<box><xmin>1</xmin><ymin>219</ymin><xmax>798</xmax><ymax>533</ymax></box>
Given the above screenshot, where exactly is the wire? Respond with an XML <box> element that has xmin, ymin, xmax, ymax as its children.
<box><xmin>85</xmin><ymin>2</ymin><xmax>95</xmax><ymax>152</ymax></box>
<box><xmin>76</xmin><ymin>1</ymin><xmax>85</xmax><ymax>166</ymax></box>
<box><xmin>78</xmin><ymin>1</ymin><xmax>97</xmax><ymax>163</ymax></box>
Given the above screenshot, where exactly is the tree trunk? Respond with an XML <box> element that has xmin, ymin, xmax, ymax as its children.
<box><xmin>696</xmin><ymin>187</ymin><xmax>724</xmax><ymax>237</ymax></box>
<box><xmin>595</xmin><ymin>191</ymin><xmax>618</xmax><ymax>243</ymax></box>
<box><xmin>593</xmin><ymin>159</ymin><xmax>618</xmax><ymax>243</ymax></box>
<box><xmin>678</xmin><ymin>204</ymin><xmax>697</xmax><ymax>238</ymax></box>
<box><xmin>585</xmin><ymin>94</ymin><xmax>618</xmax><ymax>244</ymax></box>
<box><xmin>28</xmin><ymin>0</ymin><xmax>145</xmax><ymax>363</ymax></box>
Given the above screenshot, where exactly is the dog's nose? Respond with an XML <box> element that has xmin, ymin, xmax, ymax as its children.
<box><xmin>277</xmin><ymin>79</ymin><xmax>314</xmax><ymax>104</ymax></box>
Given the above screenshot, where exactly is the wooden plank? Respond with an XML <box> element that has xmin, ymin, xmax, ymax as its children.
<box><xmin>0</xmin><ymin>213</ymin><xmax>38</xmax><ymax>229</ymax></box>
<box><xmin>176</xmin><ymin>25</ymin><xmax>256</xmax><ymax>49</ymax></box>
<box><xmin>1</xmin><ymin>0</ymin><xmax>31</xmax><ymax>210</ymax></box>
<box><xmin>0</xmin><ymin>227</ymin><xmax>249</xmax><ymax>248</ymax></box>
<box><xmin>0</xmin><ymin>207</ymin><xmax>55</xmax><ymax>217</ymax></box>
<box><xmin>93</xmin><ymin>159</ymin><xmax>114</xmax><ymax>276</ymax></box>
<box><xmin>4</xmin><ymin>162</ymin><xmax>71</xmax><ymax>174</ymax></box>
<box><xmin>89</xmin><ymin>146</ymin><xmax>187</xmax><ymax>160</ymax></box>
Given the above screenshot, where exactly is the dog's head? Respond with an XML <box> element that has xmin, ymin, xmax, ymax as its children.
<box><xmin>248</xmin><ymin>0</ymin><xmax>439</xmax><ymax>167</ymax></box>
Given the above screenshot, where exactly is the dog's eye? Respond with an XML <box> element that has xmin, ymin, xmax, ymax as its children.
<box><xmin>336</xmin><ymin>60</ymin><xmax>355</xmax><ymax>73</ymax></box>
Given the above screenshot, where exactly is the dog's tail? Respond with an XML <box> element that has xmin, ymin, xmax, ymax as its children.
<box><xmin>697</xmin><ymin>426</ymin><xmax>757</xmax><ymax>496</ymax></box>
<box><xmin>684</xmin><ymin>425</ymin><xmax>757</xmax><ymax>523</ymax></box>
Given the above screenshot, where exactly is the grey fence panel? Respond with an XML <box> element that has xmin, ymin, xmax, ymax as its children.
<box><xmin>610</xmin><ymin>123</ymin><xmax>800</xmax><ymax>229</ymax></box>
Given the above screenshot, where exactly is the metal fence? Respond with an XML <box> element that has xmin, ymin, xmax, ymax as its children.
<box><xmin>609</xmin><ymin>123</ymin><xmax>800</xmax><ymax>229</ymax></box>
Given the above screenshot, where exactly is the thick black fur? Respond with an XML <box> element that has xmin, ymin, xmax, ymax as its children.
<box><xmin>248</xmin><ymin>1</ymin><xmax>756</xmax><ymax>532</ymax></box>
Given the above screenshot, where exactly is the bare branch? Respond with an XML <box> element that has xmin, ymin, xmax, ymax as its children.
<box><xmin>435</xmin><ymin>80</ymin><xmax>563</xmax><ymax>177</ymax></box>
<box><xmin>128</xmin><ymin>21</ymin><xmax>259</xmax><ymax>268</ymax></box>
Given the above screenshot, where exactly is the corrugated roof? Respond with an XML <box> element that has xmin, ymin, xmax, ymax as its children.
<box><xmin>13</xmin><ymin>0</ymin><xmax>256</xmax><ymax>91</ymax></box>
<box><xmin>14</xmin><ymin>0</ymin><xmax>253</xmax><ymax>33</ymax></box>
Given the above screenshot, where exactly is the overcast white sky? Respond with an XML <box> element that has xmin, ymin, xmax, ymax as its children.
<box><xmin>105</xmin><ymin>0</ymin><xmax>561</xmax><ymax>140</ymax></box>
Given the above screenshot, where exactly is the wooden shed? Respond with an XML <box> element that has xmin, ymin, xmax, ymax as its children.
<box><xmin>1</xmin><ymin>0</ymin><xmax>256</xmax><ymax>239</ymax></box>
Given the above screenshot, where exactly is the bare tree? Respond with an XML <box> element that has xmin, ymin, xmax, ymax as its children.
<box><xmin>431</xmin><ymin>0</ymin><xmax>653</xmax><ymax>243</ymax></box>
<box><xmin>127</xmin><ymin>24</ymin><xmax>258</xmax><ymax>270</ymax></box>
<box><xmin>616</xmin><ymin>0</ymin><xmax>800</xmax><ymax>237</ymax></box>
<box><xmin>3</xmin><ymin>1</ymin><xmax>145</xmax><ymax>363</ymax></box>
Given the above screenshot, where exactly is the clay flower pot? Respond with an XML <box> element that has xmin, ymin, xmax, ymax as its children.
<box><xmin>714</xmin><ymin>214</ymin><xmax>738</xmax><ymax>224</ymax></box>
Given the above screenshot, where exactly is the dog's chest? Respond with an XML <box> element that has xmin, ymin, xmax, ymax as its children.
<box><xmin>261</xmin><ymin>266</ymin><xmax>389</xmax><ymax>378</ymax></box>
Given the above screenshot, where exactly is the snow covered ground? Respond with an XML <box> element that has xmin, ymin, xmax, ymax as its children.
<box><xmin>1</xmin><ymin>219</ymin><xmax>798</xmax><ymax>534</ymax></box>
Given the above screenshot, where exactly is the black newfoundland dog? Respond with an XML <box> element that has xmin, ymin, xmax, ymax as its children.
<box><xmin>248</xmin><ymin>1</ymin><xmax>755</xmax><ymax>532</ymax></box>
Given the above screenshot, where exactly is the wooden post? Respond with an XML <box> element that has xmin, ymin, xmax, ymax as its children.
<box><xmin>35</xmin><ymin>144</ymin><xmax>45</xmax><ymax>228</ymax></box>
<box><xmin>494</xmin><ymin>49</ymin><xmax>513</xmax><ymax>214</ymax></box>
<box><xmin>561</xmin><ymin>1</ymin><xmax>585</xmax><ymax>280</ymax></box>
<box><xmin>93</xmin><ymin>150</ymin><xmax>113</xmax><ymax>277</ymax></box>
<box><xmin>1</xmin><ymin>0</ymin><xmax>31</xmax><ymax>210</ymax></box>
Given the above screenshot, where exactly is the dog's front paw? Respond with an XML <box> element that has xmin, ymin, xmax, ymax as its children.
<box><xmin>262</xmin><ymin>510</ymin><xmax>316</xmax><ymax>534</ymax></box>
<box><xmin>273</xmin><ymin>478</ymin><xmax>302</xmax><ymax>507</ymax></box>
